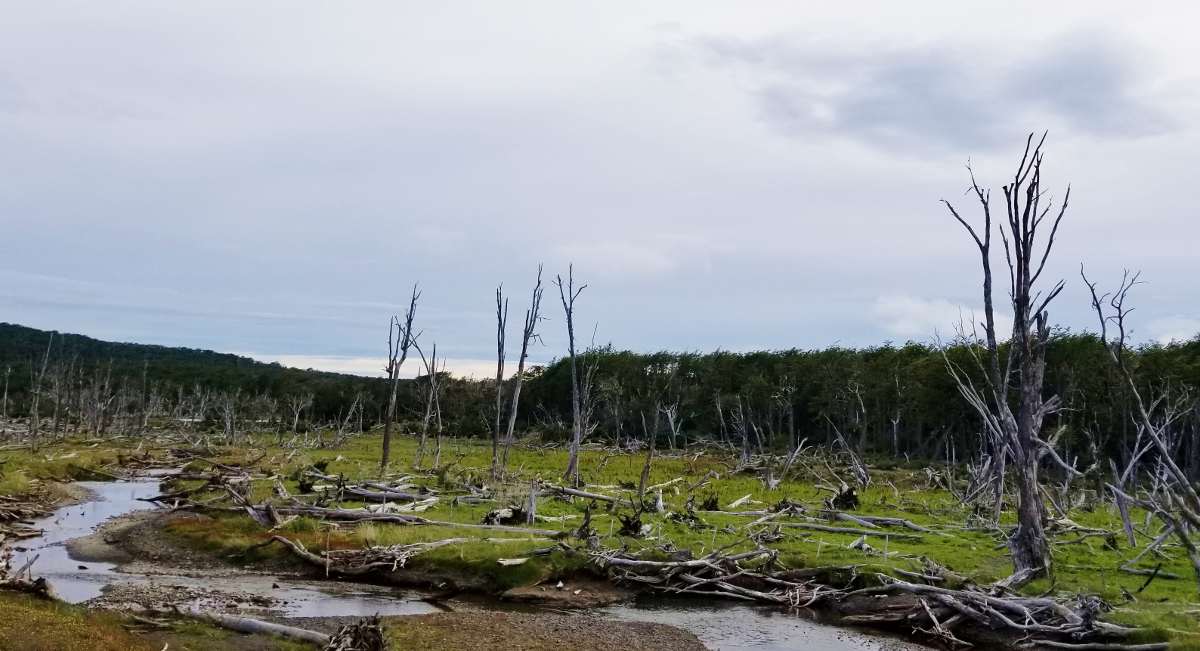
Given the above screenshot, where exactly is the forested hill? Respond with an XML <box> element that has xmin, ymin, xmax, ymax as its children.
<box><xmin>2</xmin><ymin>322</ymin><xmax>291</xmax><ymax>377</ymax></box>
<box><xmin>4</xmin><ymin>321</ymin><xmax>1200</xmax><ymax>470</ymax></box>
<box><xmin>0</xmin><ymin>322</ymin><xmax>388</xmax><ymax>420</ymax></box>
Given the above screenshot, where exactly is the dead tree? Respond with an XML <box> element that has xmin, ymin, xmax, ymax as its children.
<box><xmin>500</xmin><ymin>265</ymin><xmax>545</xmax><ymax>472</ymax></box>
<box><xmin>491</xmin><ymin>285</ymin><xmax>509</xmax><ymax>479</ymax></box>
<box><xmin>941</xmin><ymin>133</ymin><xmax>1070</xmax><ymax>581</ymax></box>
<box><xmin>136</xmin><ymin>359</ymin><xmax>149</xmax><ymax>436</ymax></box>
<box><xmin>381</xmin><ymin>285</ymin><xmax>420</xmax><ymax>472</ymax></box>
<box><xmin>2</xmin><ymin>366</ymin><xmax>10</xmax><ymax>419</ymax></box>
<box><xmin>890</xmin><ymin>370</ymin><xmax>906</xmax><ymax>458</ymax></box>
<box><xmin>252</xmin><ymin>391</ymin><xmax>278</xmax><ymax>435</ymax></box>
<box><xmin>661</xmin><ymin>402</ymin><xmax>682</xmax><ymax>450</ymax></box>
<box><xmin>413</xmin><ymin>342</ymin><xmax>445</xmax><ymax>469</ymax></box>
<box><xmin>556</xmin><ymin>265</ymin><xmax>587</xmax><ymax>485</ymax></box>
<box><xmin>85</xmin><ymin>361</ymin><xmax>115</xmax><ymax>436</ymax></box>
<box><xmin>28</xmin><ymin>333</ymin><xmax>54</xmax><ymax>449</ymax></box>
<box><xmin>1084</xmin><ymin>269</ymin><xmax>1200</xmax><ymax>591</ymax></box>
<box><xmin>714</xmin><ymin>392</ymin><xmax>729</xmax><ymax>447</ymax></box>
<box><xmin>334</xmin><ymin>393</ymin><xmax>363</xmax><ymax>447</ymax></box>
<box><xmin>190</xmin><ymin>384</ymin><xmax>211</xmax><ymax>429</ymax></box>
<box><xmin>732</xmin><ymin>395</ymin><xmax>751</xmax><ymax>465</ymax></box>
<box><xmin>285</xmin><ymin>392</ymin><xmax>314</xmax><ymax>436</ymax></box>
<box><xmin>218</xmin><ymin>390</ymin><xmax>240</xmax><ymax>442</ymax></box>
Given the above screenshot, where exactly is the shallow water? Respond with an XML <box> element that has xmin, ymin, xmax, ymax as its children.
<box><xmin>9</xmin><ymin>478</ymin><xmax>437</xmax><ymax>615</ymax></box>
<box><xmin>13</xmin><ymin>478</ymin><xmax>923</xmax><ymax>649</ymax></box>
<box><xmin>9</xmin><ymin>480</ymin><xmax>160</xmax><ymax>602</ymax></box>
<box><xmin>602</xmin><ymin>599</ymin><xmax>921</xmax><ymax>651</ymax></box>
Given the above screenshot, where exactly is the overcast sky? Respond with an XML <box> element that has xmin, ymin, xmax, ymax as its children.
<box><xmin>2</xmin><ymin>2</ymin><xmax>1197</xmax><ymax>377</ymax></box>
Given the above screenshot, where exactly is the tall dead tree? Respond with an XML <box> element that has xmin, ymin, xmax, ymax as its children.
<box><xmin>556</xmin><ymin>265</ymin><xmax>587</xmax><ymax>485</ymax></box>
<box><xmin>942</xmin><ymin>133</ymin><xmax>1070</xmax><ymax>581</ymax></box>
<box><xmin>2</xmin><ymin>365</ymin><xmax>10</xmax><ymax>419</ymax></box>
<box><xmin>491</xmin><ymin>285</ymin><xmax>509</xmax><ymax>479</ymax></box>
<box><xmin>286</xmin><ymin>392</ymin><xmax>314</xmax><ymax>436</ymax></box>
<box><xmin>661</xmin><ymin>402</ymin><xmax>682</xmax><ymax>450</ymax></box>
<box><xmin>414</xmin><ymin>341</ymin><xmax>444</xmax><ymax>469</ymax></box>
<box><xmin>501</xmin><ymin>265</ymin><xmax>545</xmax><ymax>472</ymax></box>
<box><xmin>381</xmin><ymin>285</ymin><xmax>420</xmax><ymax>473</ymax></box>
<box><xmin>218</xmin><ymin>389</ymin><xmax>240</xmax><ymax>443</ymax></box>
<box><xmin>190</xmin><ymin>384</ymin><xmax>211</xmax><ymax>429</ymax></box>
<box><xmin>1083</xmin><ymin>269</ymin><xmax>1200</xmax><ymax>591</ymax></box>
<box><xmin>28</xmin><ymin>333</ymin><xmax>54</xmax><ymax>448</ymax></box>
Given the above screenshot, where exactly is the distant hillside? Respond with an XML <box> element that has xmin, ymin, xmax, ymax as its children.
<box><xmin>0</xmin><ymin>322</ymin><xmax>389</xmax><ymax>421</ymax></box>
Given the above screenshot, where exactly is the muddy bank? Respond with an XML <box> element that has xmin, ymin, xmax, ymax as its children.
<box><xmin>69</xmin><ymin>510</ymin><xmax>245</xmax><ymax>571</ymax></box>
<box><xmin>500</xmin><ymin>577</ymin><xmax>635</xmax><ymax>608</ymax></box>
<box><xmin>88</xmin><ymin>508</ymin><xmax>636</xmax><ymax>608</ymax></box>
<box><xmin>386</xmin><ymin>611</ymin><xmax>706</xmax><ymax>651</ymax></box>
<box><xmin>92</xmin><ymin>511</ymin><xmax>931</xmax><ymax>650</ymax></box>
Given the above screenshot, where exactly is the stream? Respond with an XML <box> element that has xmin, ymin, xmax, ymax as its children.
<box><xmin>10</xmin><ymin>477</ymin><xmax>923</xmax><ymax>650</ymax></box>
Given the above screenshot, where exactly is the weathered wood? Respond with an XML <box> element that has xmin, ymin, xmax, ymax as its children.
<box><xmin>544</xmin><ymin>483</ymin><xmax>636</xmax><ymax>508</ymax></box>
<box><xmin>774</xmin><ymin>522</ymin><xmax>923</xmax><ymax>540</ymax></box>
<box><xmin>189</xmin><ymin>609</ymin><xmax>329</xmax><ymax>645</ymax></box>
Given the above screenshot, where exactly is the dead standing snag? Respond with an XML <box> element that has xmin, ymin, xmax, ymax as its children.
<box><xmin>942</xmin><ymin>132</ymin><xmax>1070</xmax><ymax>580</ymax></box>
<box><xmin>1083</xmin><ymin>268</ymin><xmax>1200</xmax><ymax>592</ymax></box>
<box><xmin>492</xmin><ymin>285</ymin><xmax>509</xmax><ymax>479</ymax></box>
<box><xmin>501</xmin><ymin>265</ymin><xmax>545</xmax><ymax>472</ymax></box>
<box><xmin>556</xmin><ymin>265</ymin><xmax>587</xmax><ymax>486</ymax></box>
<box><xmin>381</xmin><ymin>285</ymin><xmax>419</xmax><ymax>472</ymax></box>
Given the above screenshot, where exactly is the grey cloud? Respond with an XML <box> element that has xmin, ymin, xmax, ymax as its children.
<box><xmin>3</xmin><ymin>5</ymin><xmax>1198</xmax><ymax>371</ymax></box>
<box><xmin>1013</xmin><ymin>34</ymin><xmax>1175</xmax><ymax>138</ymax></box>
<box><xmin>694</xmin><ymin>31</ymin><xmax>1176</xmax><ymax>152</ymax></box>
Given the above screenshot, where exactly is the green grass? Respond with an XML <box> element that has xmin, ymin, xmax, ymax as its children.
<box><xmin>0</xmin><ymin>468</ymin><xmax>32</xmax><ymax>494</ymax></box>
<box><xmin>0</xmin><ymin>591</ymin><xmax>310</xmax><ymax>651</ymax></box>
<box><xmin>9</xmin><ymin>432</ymin><xmax>1200</xmax><ymax>645</ymax></box>
<box><xmin>0</xmin><ymin>444</ymin><xmax>125</xmax><ymax>487</ymax></box>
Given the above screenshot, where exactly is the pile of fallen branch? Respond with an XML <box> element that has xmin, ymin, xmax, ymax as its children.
<box><xmin>147</xmin><ymin>452</ymin><xmax>1164</xmax><ymax>650</ymax></box>
<box><xmin>590</xmin><ymin>540</ymin><xmax>1154</xmax><ymax>649</ymax></box>
<box><xmin>265</xmin><ymin>534</ymin><xmax>469</xmax><ymax>576</ymax></box>
<box><xmin>840</xmin><ymin>574</ymin><xmax>1151</xmax><ymax>650</ymax></box>
<box><xmin>326</xmin><ymin>614</ymin><xmax>387</xmax><ymax>651</ymax></box>
<box><xmin>0</xmin><ymin>495</ymin><xmax>51</xmax><ymax>539</ymax></box>
<box><xmin>591</xmin><ymin>546</ymin><xmax>835</xmax><ymax>607</ymax></box>
<box><xmin>0</xmin><ymin>534</ymin><xmax>56</xmax><ymax>599</ymax></box>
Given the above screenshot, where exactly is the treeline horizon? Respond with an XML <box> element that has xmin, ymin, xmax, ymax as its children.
<box><xmin>3</xmin><ymin>321</ymin><xmax>1199</xmax><ymax>474</ymax></box>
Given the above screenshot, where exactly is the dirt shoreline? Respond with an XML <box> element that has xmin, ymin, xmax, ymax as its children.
<box><xmin>9</xmin><ymin>470</ymin><xmax>935</xmax><ymax>650</ymax></box>
<box><xmin>85</xmin><ymin>509</ymin><xmax>936</xmax><ymax>650</ymax></box>
<box><xmin>57</xmin><ymin>508</ymin><xmax>709</xmax><ymax>649</ymax></box>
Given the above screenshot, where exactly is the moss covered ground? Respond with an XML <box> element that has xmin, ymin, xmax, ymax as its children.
<box><xmin>5</xmin><ymin>432</ymin><xmax>1200</xmax><ymax>647</ymax></box>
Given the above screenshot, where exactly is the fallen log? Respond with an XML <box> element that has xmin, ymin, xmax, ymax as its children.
<box><xmin>188</xmin><ymin>609</ymin><xmax>329</xmax><ymax>645</ymax></box>
<box><xmin>820</xmin><ymin>511</ymin><xmax>934</xmax><ymax>533</ymax></box>
<box><xmin>1024</xmin><ymin>643</ymin><xmax>1168</xmax><ymax>651</ymax></box>
<box><xmin>266</xmin><ymin>535</ymin><xmax>469</xmax><ymax>575</ymax></box>
<box><xmin>774</xmin><ymin>522</ymin><xmax>924</xmax><ymax>540</ymax></box>
<box><xmin>543</xmin><ymin>484</ymin><xmax>637</xmax><ymax>508</ymax></box>
<box><xmin>345</xmin><ymin>488</ymin><xmax>424</xmax><ymax>502</ymax></box>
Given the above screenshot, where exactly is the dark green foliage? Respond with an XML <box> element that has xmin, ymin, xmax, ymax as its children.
<box><xmin>5</xmin><ymin>323</ymin><xmax>1200</xmax><ymax>474</ymax></box>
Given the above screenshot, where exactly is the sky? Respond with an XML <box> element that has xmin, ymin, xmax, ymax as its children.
<box><xmin>2</xmin><ymin>2</ymin><xmax>1198</xmax><ymax>378</ymax></box>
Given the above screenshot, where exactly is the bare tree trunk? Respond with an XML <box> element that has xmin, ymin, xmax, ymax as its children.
<box><xmin>382</xmin><ymin>286</ymin><xmax>420</xmax><ymax>473</ymax></box>
<box><xmin>28</xmin><ymin>334</ymin><xmax>54</xmax><ymax>450</ymax></box>
<box><xmin>492</xmin><ymin>285</ymin><xmax>508</xmax><ymax>479</ymax></box>
<box><xmin>138</xmin><ymin>359</ymin><xmax>148</xmax><ymax>437</ymax></box>
<box><xmin>714</xmin><ymin>392</ymin><xmax>727</xmax><ymax>447</ymax></box>
<box><xmin>637</xmin><ymin>411</ymin><xmax>656</xmax><ymax>502</ymax></box>
<box><xmin>414</xmin><ymin>342</ymin><xmax>442</xmax><ymax>469</ymax></box>
<box><xmin>555</xmin><ymin>266</ymin><xmax>587</xmax><ymax>486</ymax></box>
<box><xmin>661</xmin><ymin>403</ymin><xmax>681</xmax><ymax>451</ymax></box>
<box><xmin>942</xmin><ymin>133</ymin><xmax>1069</xmax><ymax>581</ymax></box>
<box><xmin>2</xmin><ymin>365</ymin><xmax>9</xmax><ymax>419</ymax></box>
<box><xmin>1084</xmin><ymin>270</ymin><xmax>1200</xmax><ymax>592</ymax></box>
<box><xmin>501</xmin><ymin>266</ymin><xmax>545</xmax><ymax>471</ymax></box>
